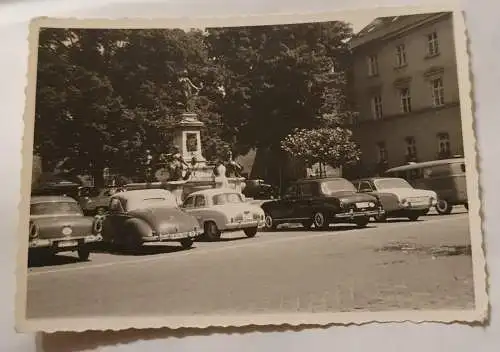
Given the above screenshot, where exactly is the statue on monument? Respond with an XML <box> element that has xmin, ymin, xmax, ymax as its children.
<box><xmin>177</xmin><ymin>69</ymin><xmax>203</xmax><ymax>112</ymax></box>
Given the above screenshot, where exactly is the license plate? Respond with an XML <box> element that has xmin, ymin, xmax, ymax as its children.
<box><xmin>356</xmin><ymin>202</ymin><xmax>370</xmax><ymax>208</ymax></box>
<box><xmin>57</xmin><ymin>240</ymin><xmax>78</xmax><ymax>248</ymax></box>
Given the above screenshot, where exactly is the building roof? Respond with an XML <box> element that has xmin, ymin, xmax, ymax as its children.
<box><xmin>385</xmin><ymin>157</ymin><xmax>465</xmax><ymax>172</ymax></box>
<box><xmin>350</xmin><ymin>12</ymin><xmax>451</xmax><ymax>49</ymax></box>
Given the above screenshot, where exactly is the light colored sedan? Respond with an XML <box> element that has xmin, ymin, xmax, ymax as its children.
<box><xmin>181</xmin><ymin>188</ymin><xmax>265</xmax><ymax>241</ymax></box>
<box><xmin>352</xmin><ymin>177</ymin><xmax>438</xmax><ymax>222</ymax></box>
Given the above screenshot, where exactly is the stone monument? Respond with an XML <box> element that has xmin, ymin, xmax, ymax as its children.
<box><xmin>126</xmin><ymin>70</ymin><xmax>246</xmax><ymax>204</ymax></box>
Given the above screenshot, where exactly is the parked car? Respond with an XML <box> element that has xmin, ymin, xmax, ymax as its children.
<box><xmin>181</xmin><ymin>188</ymin><xmax>265</xmax><ymax>241</ymax></box>
<box><xmin>384</xmin><ymin>157</ymin><xmax>467</xmax><ymax>214</ymax></box>
<box><xmin>352</xmin><ymin>177</ymin><xmax>438</xmax><ymax>222</ymax></box>
<box><xmin>242</xmin><ymin>179</ymin><xmax>277</xmax><ymax>200</ymax></box>
<box><xmin>28</xmin><ymin>195</ymin><xmax>103</xmax><ymax>262</ymax></box>
<box><xmin>260</xmin><ymin>177</ymin><xmax>384</xmax><ymax>230</ymax></box>
<box><xmin>78</xmin><ymin>187</ymin><xmax>121</xmax><ymax>216</ymax></box>
<box><xmin>101</xmin><ymin>189</ymin><xmax>202</xmax><ymax>250</ymax></box>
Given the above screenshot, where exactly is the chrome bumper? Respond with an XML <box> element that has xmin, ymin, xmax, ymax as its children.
<box><xmin>225</xmin><ymin>220</ymin><xmax>264</xmax><ymax>230</ymax></box>
<box><xmin>144</xmin><ymin>229</ymin><xmax>203</xmax><ymax>242</ymax></box>
<box><xmin>29</xmin><ymin>234</ymin><xmax>103</xmax><ymax>249</ymax></box>
<box><xmin>335</xmin><ymin>209</ymin><xmax>384</xmax><ymax>219</ymax></box>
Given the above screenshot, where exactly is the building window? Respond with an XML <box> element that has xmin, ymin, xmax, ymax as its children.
<box><xmin>437</xmin><ymin>132</ymin><xmax>451</xmax><ymax>158</ymax></box>
<box><xmin>371</xmin><ymin>95</ymin><xmax>383</xmax><ymax>120</ymax></box>
<box><xmin>395</xmin><ymin>44</ymin><xmax>407</xmax><ymax>67</ymax></box>
<box><xmin>431</xmin><ymin>77</ymin><xmax>445</xmax><ymax>106</ymax></box>
<box><xmin>399</xmin><ymin>87</ymin><xmax>412</xmax><ymax>113</ymax></box>
<box><xmin>427</xmin><ymin>31</ymin><xmax>439</xmax><ymax>56</ymax></box>
<box><xmin>405</xmin><ymin>136</ymin><xmax>417</xmax><ymax>161</ymax></box>
<box><xmin>367</xmin><ymin>55</ymin><xmax>379</xmax><ymax>76</ymax></box>
<box><xmin>376</xmin><ymin>141</ymin><xmax>388</xmax><ymax>163</ymax></box>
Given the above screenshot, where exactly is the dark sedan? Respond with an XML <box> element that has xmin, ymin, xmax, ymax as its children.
<box><xmin>260</xmin><ymin>177</ymin><xmax>384</xmax><ymax>230</ymax></box>
<box><xmin>101</xmin><ymin>189</ymin><xmax>203</xmax><ymax>251</ymax></box>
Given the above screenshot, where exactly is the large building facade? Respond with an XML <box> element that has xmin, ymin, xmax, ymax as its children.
<box><xmin>348</xmin><ymin>12</ymin><xmax>463</xmax><ymax>176</ymax></box>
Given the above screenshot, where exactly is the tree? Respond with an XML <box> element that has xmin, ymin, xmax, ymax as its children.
<box><xmin>205</xmin><ymin>21</ymin><xmax>358</xmax><ymax>185</ymax></box>
<box><xmin>280</xmin><ymin>127</ymin><xmax>361</xmax><ymax>174</ymax></box>
<box><xmin>34</xmin><ymin>28</ymin><xmax>229</xmax><ymax>184</ymax></box>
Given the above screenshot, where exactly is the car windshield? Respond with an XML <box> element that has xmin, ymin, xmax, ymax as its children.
<box><xmin>30</xmin><ymin>201</ymin><xmax>83</xmax><ymax>216</ymax></box>
<box><xmin>374</xmin><ymin>178</ymin><xmax>413</xmax><ymax>190</ymax></box>
<box><xmin>320</xmin><ymin>179</ymin><xmax>356</xmax><ymax>194</ymax></box>
<box><xmin>126</xmin><ymin>195</ymin><xmax>178</xmax><ymax>211</ymax></box>
<box><xmin>212</xmin><ymin>193</ymin><xmax>243</xmax><ymax>205</ymax></box>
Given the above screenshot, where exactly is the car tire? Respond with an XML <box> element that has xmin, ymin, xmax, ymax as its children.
<box><xmin>436</xmin><ymin>199</ymin><xmax>453</xmax><ymax>215</ymax></box>
<box><xmin>124</xmin><ymin>232</ymin><xmax>142</xmax><ymax>252</ymax></box>
<box><xmin>264</xmin><ymin>213</ymin><xmax>277</xmax><ymax>231</ymax></box>
<box><xmin>408</xmin><ymin>213</ymin><xmax>420</xmax><ymax>221</ymax></box>
<box><xmin>354</xmin><ymin>216</ymin><xmax>370</xmax><ymax>228</ymax></box>
<box><xmin>301</xmin><ymin>220</ymin><xmax>313</xmax><ymax>230</ymax></box>
<box><xmin>373</xmin><ymin>213</ymin><xmax>387</xmax><ymax>223</ymax></box>
<box><xmin>180</xmin><ymin>238</ymin><xmax>194</xmax><ymax>249</ymax></box>
<box><xmin>204</xmin><ymin>221</ymin><xmax>221</xmax><ymax>241</ymax></box>
<box><xmin>244</xmin><ymin>227</ymin><xmax>258</xmax><ymax>238</ymax></box>
<box><xmin>77</xmin><ymin>247</ymin><xmax>90</xmax><ymax>261</ymax></box>
<box><xmin>312</xmin><ymin>211</ymin><xmax>329</xmax><ymax>230</ymax></box>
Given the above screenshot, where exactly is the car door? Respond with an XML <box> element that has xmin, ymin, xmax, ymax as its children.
<box><xmin>273</xmin><ymin>184</ymin><xmax>298</xmax><ymax>220</ymax></box>
<box><xmin>296</xmin><ymin>182</ymin><xmax>316</xmax><ymax>219</ymax></box>
<box><xmin>361</xmin><ymin>181</ymin><xmax>398</xmax><ymax>212</ymax></box>
<box><xmin>102</xmin><ymin>198</ymin><xmax>128</xmax><ymax>243</ymax></box>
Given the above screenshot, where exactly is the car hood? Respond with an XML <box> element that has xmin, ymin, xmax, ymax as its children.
<box><xmin>326</xmin><ymin>191</ymin><xmax>378</xmax><ymax>203</ymax></box>
<box><xmin>129</xmin><ymin>206</ymin><xmax>199</xmax><ymax>230</ymax></box>
<box><xmin>379</xmin><ymin>188</ymin><xmax>437</xmax><ymax>199</ymax></box>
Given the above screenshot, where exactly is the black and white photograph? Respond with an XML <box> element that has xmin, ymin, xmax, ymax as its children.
<box><xmin>16</xmin><ymin>5</ymin><xmax>487</xmax><ymax>332</ymax></box>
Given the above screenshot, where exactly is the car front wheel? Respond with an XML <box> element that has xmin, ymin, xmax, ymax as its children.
<box><xmin>264</xmin><ymin>213</ymin><xmax>277</xmax><ymax>231</ymax></box>
<box><xmin>244</xmin><ymin>227</ymin><xmax>258</xmax><ymax>238</ymax></box>
<box><xmin>436</xmin><ymin>199</ymin><xmax>453</xmax><ymax>215</ymax></box>
<box><xmin>180</xmin><ymin>238</ymin><xmax>194</xmax><ymax>249</ymax></box>
<box><xmin>204</xmin><ymin>221</ymin><xmax>221</xmax><ymax>241</ymax></box>
<box><xmin>313</xmin><ymin>211</ymin><xmax>329</xmax><ymax>230</ymax></box>
<box><xmin>354</xmin><ymin>216</ymin><xmax>370</xmax><ymax>228</ymax></box>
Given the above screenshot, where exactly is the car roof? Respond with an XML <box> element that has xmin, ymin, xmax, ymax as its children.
<box><xmin>386</xmin><ymin>158</ymin><xmax>465</xmax><ymax>172</ymax></box>
<box><xmin>188</xmin><ymin>188</ymin><xmax>242</xmax><ymax>197</ymax></box>
<box><xmin>111</xmin><ymin>189</ymin><xmax>174</xmax><ymax>201</ymax></box>
<box><xmin>293</xmin><ymin>177</ymin><xmax>348</xmax><ymax>184</ymax></box>
<box><xmin>30</xmin><ymin>195</ymin><xmax>77</xmax><ymax>204</ymax></box>
<box><xmin>352</xmin><ymin>177</ymin><xmax>400</xmax><ymax>183</ymax></box>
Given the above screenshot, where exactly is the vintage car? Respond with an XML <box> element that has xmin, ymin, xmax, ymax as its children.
<box><xmin>78</xmin><ymin>187</ymin><xmax>122</xmax><ymax>216</ymax></box>
<box><xmin>260</xmin><ymin>177</ymin><xmax>384</xmax><ymax>230</ymax></box>
<box><xmin>101</xmin><ymin>189</ymin><xmax>203</xmax><ymax>250</ymax></box>
<box><xmin>385</xmin><ymin>157</ymin><xmax>468</xmax><ymax>215</ymax></box>
<box><xmin>242</xmin><ymin>179</ymin><xmax>277</xmax><ymax>200</ymax></box>
<box><xmin>352</xmin><ymin>177</ymin><xmax>438</xmax><ymax>222</ymax></box>
<box><xmin>181</xmin><ymin>188</ymin><xmax>265</xmax><ymax>241</ymax></box>
<box><xmin>28</xmin><ymin>195</ymin><xmax>103</xmax><ymax>261</ymax></box>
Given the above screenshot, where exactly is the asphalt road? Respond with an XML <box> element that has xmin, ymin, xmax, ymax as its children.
<box><xmin>25</xmin><ymin>207</ymin><xmax>474</xmax><ymax>319</ymax></box>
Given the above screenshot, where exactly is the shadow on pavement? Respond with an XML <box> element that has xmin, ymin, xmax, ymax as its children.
<box><xmin>196</xmin><ymin>236</ymin><xmax>250</xmax><ymax>243</ymax></box>
<box><xmin>267</xmin><ymin>224</ymin><xmax>377</xmax><ymax>233</ymax></box>
<box><xmin>28</xmin><ymin>253</ymin><xmax>83</xmax><ymax>268</ymax></box>
<box><xmin>93</xmin><ymin>244</ymin><xmax>189</xmax><ymax>256</ymax></box>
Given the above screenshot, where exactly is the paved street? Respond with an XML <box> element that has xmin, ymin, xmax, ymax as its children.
<box><xmin>25</xmin><ymin>208</ymin><xmax>474</xmax><ymax>319</ymax></box>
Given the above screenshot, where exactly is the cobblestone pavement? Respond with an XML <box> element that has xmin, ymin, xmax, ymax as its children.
<box><xmin>25</xmin><ymin>209</ymin><xmax>474</xmax><ymax>319</ymax></box>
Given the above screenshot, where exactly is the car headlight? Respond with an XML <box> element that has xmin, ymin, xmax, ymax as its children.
<box><xmin>368</xmin><ymin>202</ymin><xmax>375</xmax><ymax>207</ymax></box>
